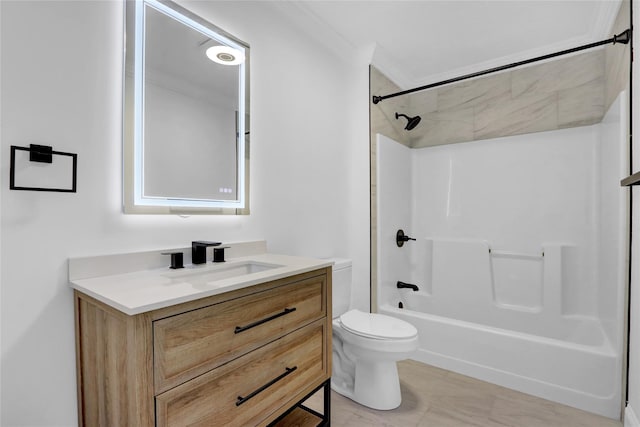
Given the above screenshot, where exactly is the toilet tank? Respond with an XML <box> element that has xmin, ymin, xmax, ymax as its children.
<box><xmin>328</xmin><ymin>258</ymin><xmax>352</xmax><ymax>318</ymax></box>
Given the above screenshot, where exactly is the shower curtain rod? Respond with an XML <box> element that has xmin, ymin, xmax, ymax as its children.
<box><xmin>372</xmin><ymin>29</ymin><xmax>631</xmax><ymax>104</ymax></box>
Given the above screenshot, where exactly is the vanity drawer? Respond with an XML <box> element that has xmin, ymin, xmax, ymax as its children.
<box><xmin>153</xmin><ymin>274</ymin><xmax>326</xmax><ymax>393</ymax></box>
<box><xmin>155</xmin><ymin>320</ymin><xmax>327</xmax><ymax>427</ymax></box>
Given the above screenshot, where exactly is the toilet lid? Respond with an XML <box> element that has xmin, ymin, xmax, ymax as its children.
<box><xmin>339</xmin><ymin>309</ymin><xmax>418</xmax><ymax>340</ymax></box>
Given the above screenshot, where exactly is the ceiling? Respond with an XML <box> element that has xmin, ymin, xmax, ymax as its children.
<box><xmin>272</xmin><ymin>0</ymin><xmax>622</xmax><ymax>90</ymax></box>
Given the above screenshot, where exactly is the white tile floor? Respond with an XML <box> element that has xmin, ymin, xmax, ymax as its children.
<box><xmin>305</xmin><ymin>360</ymin><xmax>622</xmax><ymax>427</ymax></box>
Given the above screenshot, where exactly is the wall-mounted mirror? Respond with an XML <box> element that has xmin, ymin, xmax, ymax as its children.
<box><xmin>123</xmin><ymin>0</ymin><xmax>249</xmax><ymax>214</ymax></box>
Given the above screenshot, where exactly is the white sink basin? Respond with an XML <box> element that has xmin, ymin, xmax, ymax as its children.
<box><xmin>166</xmin><ymin>261</ymin><xmax>284</xmax><ymax>286</ymax></box>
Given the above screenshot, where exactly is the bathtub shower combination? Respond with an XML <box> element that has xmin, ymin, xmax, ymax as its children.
<box><xmin>375</xmin><ymin>93</ymin><xmax>628</xmax><ymax>418</ymax></box>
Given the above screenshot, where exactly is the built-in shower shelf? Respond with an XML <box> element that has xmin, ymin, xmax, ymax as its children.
<box><xmin>621</xmin><ymin>172</ymin><xmax>640</xmax><ymax>186</ymax></box>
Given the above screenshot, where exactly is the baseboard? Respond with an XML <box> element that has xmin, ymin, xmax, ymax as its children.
<box><xmin>626</xmin><ymin>405</ymin><xmax>640</xmax><ymax>427</ymax></box>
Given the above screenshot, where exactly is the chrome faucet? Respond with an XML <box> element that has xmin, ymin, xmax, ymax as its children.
<box><xmin>191</xmin><ymin>241</ymin><xmax>221</xmax><ymax>264</ymax></box>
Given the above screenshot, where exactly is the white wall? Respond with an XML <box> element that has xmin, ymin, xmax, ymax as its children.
<box><xmin>0</xmin><ymin>1</ymin><xmax>369</xmax><ymax>425</ymax></box>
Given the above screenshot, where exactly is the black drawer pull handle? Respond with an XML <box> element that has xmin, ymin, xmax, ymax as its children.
<box><xmin>236</xmin><ymin>366</ymin><xmax>297</xmax><ymax>406</ymax></box>
<box><xmin>234</xmin><ymin>307</ymin><xmax>297</xmax><ymax>334</ymax></box>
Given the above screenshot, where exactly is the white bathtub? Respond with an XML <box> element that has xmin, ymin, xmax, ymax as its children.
<box><xmin>379</xmin><ymin>297</ymin><xmax>621</xmax><ymax>418</ymax></box>
<box><xmin>374</xmin><ymin>93</ymin><xmax>628</xmax><ymax>420</ymax></box>
<box><xmin>376</xmin><ymin>238</ymin><xmax>623</xmax><ymax>419</ymax></box>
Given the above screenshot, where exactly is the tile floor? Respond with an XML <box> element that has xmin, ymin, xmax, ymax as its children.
<box><xmin>305</xmin><ymin>360</ymin><xmax>622</xmax><ymax>427</ymax></box>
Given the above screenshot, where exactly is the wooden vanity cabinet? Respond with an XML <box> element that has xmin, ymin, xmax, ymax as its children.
<box><xmin>74</xmin><ymin>267</ymin><xmax>332</xmax><ymax>427</ymax></box>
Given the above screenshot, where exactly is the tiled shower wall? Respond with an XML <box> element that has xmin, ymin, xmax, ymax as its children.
<box><xmin>407</xmin><ymin>50</ymin><xmax>605</xmax><ymax>148</ymax></box>
<box><xmin>371</xmin><ymin>1</ymin><xmax>629</xmax><ymax>149</ymax></box>
<box><xmin>372</xmin><ymin>48</ymin><xmax>614</xmax><ymax>149</ymax></box>
<box><xmin>370</xmin><ymin>67</ymin><xmax>411</xmax><ymax>147</ymax></box>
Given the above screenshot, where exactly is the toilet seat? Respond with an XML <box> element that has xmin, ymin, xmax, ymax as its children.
<box><xmin>339</xmin><ymin>309</ymin><xmax>418</xmax><ymax>340</ymax></box>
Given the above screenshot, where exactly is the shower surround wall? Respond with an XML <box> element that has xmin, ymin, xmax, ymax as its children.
<box><xmin>369</xmin><ymin>34</ymin><xmax>626</xmax><ymax>308</ymax></box>
<box><xmin>371</xmin><ymin>50</ymin><xmax>606</xmax><ymax>151</ymax></box>
<box><xmin>369</xmin><ymin>2</ymin><xmax>630</xmax><ymax>419</ymax></box>
<box><xmin>375</xmin><ymin>91</ymin><xmax>627</xmax><ymax>418</ymax></box>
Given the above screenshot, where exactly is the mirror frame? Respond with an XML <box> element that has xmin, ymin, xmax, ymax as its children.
<box><xmin>123</xmin><ymin>0</ymin><xmax>250</xmax><ymax>215</ymax></box>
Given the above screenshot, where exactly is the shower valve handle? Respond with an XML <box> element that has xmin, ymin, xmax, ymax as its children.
<box><xmin>396</xmin><ymin>229</ymin><xmax>416</xmax><ymax>247</ymax></box>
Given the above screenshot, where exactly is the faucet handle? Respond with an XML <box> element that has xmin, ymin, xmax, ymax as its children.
<box><xmin>162</xmin><ymin>252</ymin><xmax>184</xmax><ymax>269</ymax></box>
<box><xmin>213</xmin><ymin>246</ymin><xmax>230</xmax><ymax>263</ymax></box>
<box><xmin>396</xmin><ymin>230</ymin><xmax>416</xmax><ymax>247</ymax></box>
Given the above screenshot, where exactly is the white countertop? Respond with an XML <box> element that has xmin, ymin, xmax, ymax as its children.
<box><xmin>69</xmin><ymin>253</ymin><xmax>331</xmax><ymax>315</ymax></box>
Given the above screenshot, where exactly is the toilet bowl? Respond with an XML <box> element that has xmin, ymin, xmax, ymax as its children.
<box><xmin>328</xmin><ymin>258</ymin><xmax>419</xmax><ymax>410</ymax></box>
<box><xmin>332</xmin><ymin>309</ymin><xmax>418</xmax><ymax>410</ymax></box>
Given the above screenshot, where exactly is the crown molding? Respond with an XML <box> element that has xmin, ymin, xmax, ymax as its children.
<box><xmin>267</xmin><ymin>1</ymin><xmax>360</xmax><ymax>64</ymax></box>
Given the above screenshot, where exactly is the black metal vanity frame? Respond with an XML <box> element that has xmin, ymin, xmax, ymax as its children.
<box><xmin>267</xmin><ymin>379</ymin><xmax>331</xmax><ymax>426</ymax></box>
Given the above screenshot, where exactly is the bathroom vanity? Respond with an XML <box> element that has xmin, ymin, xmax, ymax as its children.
<box><xmin>69</xmin><ymin>243</ymin><xmax>331</xmax><ymax>426</ymax></box>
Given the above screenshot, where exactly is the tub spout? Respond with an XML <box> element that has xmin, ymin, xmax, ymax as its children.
<box><xmin>397</xmin><ymin>281</ymin><xmax>419</xmax><ymax>291</ymax></box>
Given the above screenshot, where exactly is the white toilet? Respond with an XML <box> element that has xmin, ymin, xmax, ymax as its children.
<box><xmin>330</xmin><ymin>258</ymin><xmax>419</xmax><ymax>410</ymax></box>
